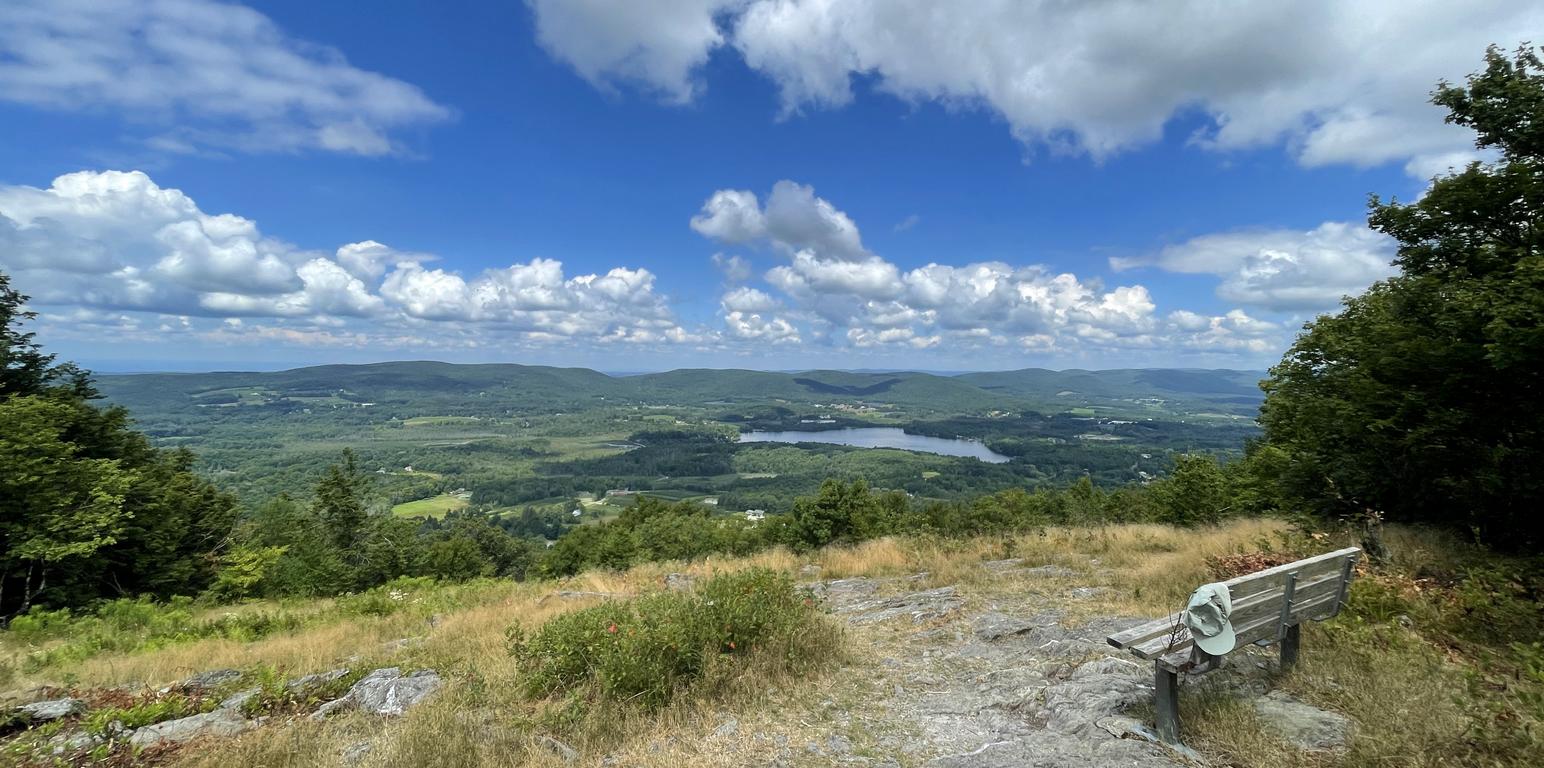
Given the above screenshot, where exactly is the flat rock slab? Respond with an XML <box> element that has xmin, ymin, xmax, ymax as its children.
<box><xmin>973</xmin><ymin>612</ymin><xmax>1034</xmax><ymax>642</ymax></box>
<box><xmin>129</xmin><ymin>709</ymin><xmax>253</xmax><ymax>748</ymax></box>
<box><xmin>181</xmin><ymin>668</ymin><xmax>242</xmax><ymax>691</ymax></box>
<box><xmin>839</xmin><ymin>587</ymin><xmax>963</xmax><ymax>625</ymax></box>
<box><xmin>805</xmin><ymin>577</ymin><xmax>881</xmax><ymax>603</ymax></box>
<box><xmin>287</xmin><ymin>668</ymin><xmax>350</xmax><ymax>693</ymax></box>
<box><xmin>312</xmin><ymin>668</ymin><xmax>443</xmax><ymax>719</ymax></box>
<box><xmin>218</xmin><ymin>687</ymin><xmax>260</xmax><ymax>711</ymax></box>
<box><xmin>47</xmin><ymin>729</ymin><xmax>103</xmax><ymax>756</ymax></box>
<box><xmin>1021</xmin><ymin>565</ymin><xmax>1078</xmax><ymax>578</ymax></box>
<box><xmin>1254</xmin><ymin>691</ymin><xmax>1352</xmax><ymax>751</ymax></box>
<box><xmin>16</xmin><ymin>697</ymin><xmax>84</xmax><ymax>722</ymax></box>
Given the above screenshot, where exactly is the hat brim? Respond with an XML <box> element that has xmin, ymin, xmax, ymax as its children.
<box><xmin>1193</xmin><ymin>624</ymin><xmax>1236</xmax><ymax>655</ymax></box>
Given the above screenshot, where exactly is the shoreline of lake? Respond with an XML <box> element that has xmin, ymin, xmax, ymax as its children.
<box><xmin>737</xmin><ymin>427</ymin><xmax>1011</xmax><ymax>463</ymax></box>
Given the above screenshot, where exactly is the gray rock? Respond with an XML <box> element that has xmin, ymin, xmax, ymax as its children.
<box><xmin>286</xmin><ymin>667</ymin><xmax>350</xmax><ymax>693</ymax></box>
<box><xmin>310</xmin><ymin>697</ymin><xmax>353</xmax><ymax>720</ymax></box>
<box><xmin>1253</xmin><ymin>691</ymin><xmax>1352</xmax><ymax>751</ymax></box>
<box><xmin>826</xmin><ymin>735</ymin><xmax>854</xmax><ymax>755</ymax></box>
<box><xmin>47</xmin><ymin>730</ymin><xmax>102</xmax><ymax>755</ymax></box>
<box><xmin>665</xmin><ymin>572</ymin><xmax>695</xmax><ymax>591</ymax></box>
<box><xmin>1067</xmin><ymin>586</ymin><xmax>1105</xmax><ymax>600</ymax></box>
<box><xmin>128</xmin><ymin>709</ymin><xmax>253</xmax><ymax>748</ymax></box>
<box><xmin>1022</xmin><ymin>564</ymin><xmax>1077</xmax><ymax>578</ymax></box>
<box><xmin>353</xmin><ymin>669</ymin><xmax>441</xmax><ymax>715</ymax></box>
<box><xmin>311</xmin><ymin>668</ymin><xmax>442</xmax><ymax>719</ymax></box>
<box><xmin>1070</xmin><ymin>657</ymin><xmax>1142</xmax><ymax>679</ymax></box>
<box><xmin>181</xmin><ymin>668</ymin><xmax>242</xmax><ymax>691</ymax></box>
<box><xmin>839</xmin><ymin>586</ymin><xmax>963</xmax><ymax>624</ymax></box>
<box><xmin>541</xmin><ymin>734</ymin><xmax>579</xmax><ymax>762</ymax></box>
<box><xmin>807</xmin><ymin>577</ymin><xmax>881</xmax><ymax>604</ymax></box>
<box><xmin>714</xmin><ymin>716</ymin><xmax>739</xmax><ymax>738</ymax></box>
<box><xmin>16</xmin><ymin>697</ymin><xmax>84</xmax><ymax>722</ymax></box>
<box><xmin>218</xmin><ymin>687</ymin><xmax>260</xmax><ymax>711</ymax></box>
<box><xmin>972</xmin><ymin>611</ymin><xmax>1033</xmax><ymax>641</ymax></box>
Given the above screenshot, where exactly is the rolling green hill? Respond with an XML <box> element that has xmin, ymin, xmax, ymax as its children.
<box><xmin>955</xmin><ymin>368</ymin><xmax>1264</xmax><ymax>416</ymax></box>
<box><xmin>97</xmin><ymin>362</ymin><xmax>1266</xmax><ymax>418</ymax></box>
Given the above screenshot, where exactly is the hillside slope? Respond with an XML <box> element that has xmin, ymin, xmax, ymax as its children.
<box><xmin>97</xmin><ymin>362</ymin><xmax>1265</xmax><ymax>417</ymax></box>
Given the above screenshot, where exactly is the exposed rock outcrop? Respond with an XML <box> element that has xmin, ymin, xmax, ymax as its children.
<box><xmin>15</xmin><ymin>697</ymin><xmax>84</xmax><ymax>722</ymax></box>
<box><xmin>128</xmin><ymin>709</ymin><xmax>253</xmax><ymax>748</ymax></box>
<box><xmin>311</xmin><ymin>668</ymin><xmax>443</xmax><ymax>719</ymax></box>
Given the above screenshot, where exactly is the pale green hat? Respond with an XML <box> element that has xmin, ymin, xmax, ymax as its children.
<box><xmin>1183</xmin><ymin>582</ymin><xmax>1236</xmax><ymax>655</ymax></box>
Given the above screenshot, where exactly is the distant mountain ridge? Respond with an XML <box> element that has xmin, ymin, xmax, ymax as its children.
<box><xmin>95</xmin><ymin>361</ymin><xmax>1267</xmax><ymax>418</ymax></box>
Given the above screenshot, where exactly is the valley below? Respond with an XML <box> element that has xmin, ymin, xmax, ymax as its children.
<box><xmin>93</xmin><ymin>362</ymin><xmax>1263</xmax><ymax>531</ymax></box>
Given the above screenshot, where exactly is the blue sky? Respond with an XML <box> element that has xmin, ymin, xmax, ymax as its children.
<box><xmin>0</xmin><ymin>1</ymin><xmax>1537</xmax><ymax>372</ymax></box>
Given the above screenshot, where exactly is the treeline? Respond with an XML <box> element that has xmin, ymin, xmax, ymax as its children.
<box><xmin>212</xmin><ymin>451</ymin><xmax>542</xmax><ymax>600</ymax></box>
<box><xmin>541</xmin><ymin>450</ymin><xmax>1268</xmax><ymax>576</ymax></box>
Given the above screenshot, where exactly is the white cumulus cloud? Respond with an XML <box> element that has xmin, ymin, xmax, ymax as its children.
<box><xmin>693</xmin><ymin>180</ymin><xmax>869</xmax><ymax>260</ymax></box>
<box><xmin>1117</xmin><ymin>222</ymin><xmax>1398</xmax><ymax>312</ymax></box>
<box><xmin>689</xmin><ymin>178</ymin><xmax>1301</xmax><ymax>361</ymax></box>
<box><xmin>0</xmin><ymin>170</ymin><xmax>695</xmax><ymax>347</ymax></box>
<box><xmin>529</xmin><ymin>0</ymin><xmax>1540</xmax><ymax>177</ymax></box>
<box><xmin>0</xmin><ymin>0</ymin><xmax>451</xmax><ymax>155</ymax></box>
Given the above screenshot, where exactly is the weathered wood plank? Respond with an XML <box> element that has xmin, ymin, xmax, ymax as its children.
<box><xmin>1224</xmin><ymin>547</ymin><xmax>1359</xmax><ymax>601</ymax></box>
<box><xmin>1155</xmin><ymin>663</ymin><xmax>1181</xmax><ymax>744</ymax></box>
<box><xmin>1107</xmin><ymin>612</ymin><xmax>1186</xmax><ymax>649</ymax></box>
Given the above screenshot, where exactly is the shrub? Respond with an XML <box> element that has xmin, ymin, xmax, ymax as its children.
<box><xmin>507</xmin><ymin>569</ymin><xmax>829</xmax><ymax>710</ymax></box>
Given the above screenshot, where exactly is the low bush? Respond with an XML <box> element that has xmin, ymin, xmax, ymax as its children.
<box><xmin>506</xmin><ymin>569</ymin><xmax>832</xmax><ymax>710</ymax></box>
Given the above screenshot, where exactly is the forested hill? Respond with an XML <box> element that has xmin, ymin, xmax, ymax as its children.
<box><xmin>96</xmin><ymin>361</ymin><xmax>1265</xmax><ymax>418</ymax></box>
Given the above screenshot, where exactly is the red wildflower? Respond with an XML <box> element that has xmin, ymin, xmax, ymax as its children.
<box><xmin>607</xmin><ymin>623</ymin><xmax>618</xmax><ymax>634</ymax></box>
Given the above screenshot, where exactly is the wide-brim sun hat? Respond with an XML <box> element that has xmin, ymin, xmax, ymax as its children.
<box><xmin>1183</xmin><ymin>582</ymin><xmax>1236</xmax><ymax>655</ymax></box>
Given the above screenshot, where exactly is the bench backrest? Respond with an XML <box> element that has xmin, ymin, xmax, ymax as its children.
<box><xmin>1107</xmin><ymin>546</ymin><xmax>1360</xmax><ymax>672</ymax></box>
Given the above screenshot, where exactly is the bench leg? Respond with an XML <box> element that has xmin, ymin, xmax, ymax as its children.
<box><xmin>1154</xmin><ymin>663</ymin><xmax>1181</xmax><ymax>744</ymax></box>
<box><xmin>1280</xmin><ymin>623</ymin><xmax>1301</xmax><ymax>669</ymax></box>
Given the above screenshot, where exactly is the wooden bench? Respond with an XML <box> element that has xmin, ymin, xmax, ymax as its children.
<box><xmin>1106</xmin><ymin>546</ymin><xmax>1361</xmax><ymax>745</ymax></box>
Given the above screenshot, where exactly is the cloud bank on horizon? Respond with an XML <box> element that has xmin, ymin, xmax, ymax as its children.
<box><xmin>0</xmin><ymin>0</ymin><xmax>1535</xmax><ymax>370</ymax></box>
<box><xmin>0</xmin><ymin>169</ymin><xmax>1381</xmax><ymax>364</ymax></box>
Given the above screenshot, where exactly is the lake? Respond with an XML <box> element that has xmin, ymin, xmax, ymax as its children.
<box><xmin>738</xmin><ymin>427</ymin><xmax>1011</xmax><ymax>463</ymax></box>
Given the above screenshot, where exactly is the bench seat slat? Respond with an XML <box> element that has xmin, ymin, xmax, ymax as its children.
<box><xmin>1226</xmin><ymin>547</ymin><xmax>1358</xmax><ymax>602</ymax></box>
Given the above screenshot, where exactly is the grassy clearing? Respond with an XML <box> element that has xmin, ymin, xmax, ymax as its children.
<box><xmin>4</xmin><ymin>520</ymin><xmax>1539</xmax><ymax>767</ymax></box>
<box><xmin>401</xmin><ymin>416</ymin><xmax>484</xmax><ymax>427</ymax></box>
<box><xmin>390</xmin><ymin>493</ymin><xmax>470</xmax><ymax>519</ymax></box>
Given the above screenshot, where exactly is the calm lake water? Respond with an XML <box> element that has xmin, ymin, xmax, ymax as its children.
<box><xmin>738</xmin><ymin>427</ymin><xmax>1011</xmax><ymax>463</ymax></box>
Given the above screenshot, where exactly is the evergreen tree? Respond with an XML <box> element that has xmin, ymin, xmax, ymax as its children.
<box><xmin>314</xmin><ymin>449</ymin><xmax>368</xmax><ymax>551</ymax></box>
